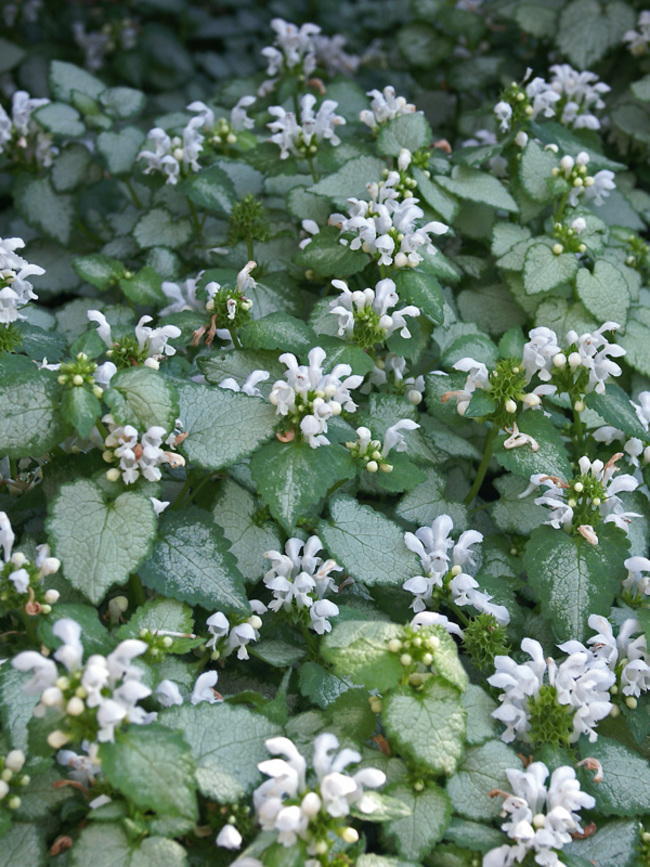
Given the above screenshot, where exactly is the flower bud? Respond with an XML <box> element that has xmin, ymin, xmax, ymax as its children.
<box><xmin>552</xmin><ymin>243</ymin><xmax>563</xmax><ymax>256</ymax></box>
<box><xmin>522</xmin><ymin>393</ymin><xmax>541</xmax><ymax>408</ymax></box>
<box><xmin>626</xmin><ymin>696</ymin><xmax>638</xmax><ymax>709</ymax></box>
<box><xmin>366</xmin><ymin>460</ymin><xmax>378</xmax><ymax>473</ymax></box>
<box><xmin>388</xmin><ymin>639</ymin><xmax>402</xmax><ymax>653</ymax></box>
<box><xmin>341</xmin><ymin>827</ymin><xmax>359</xmax><ymax>844</ymax></box>
<box><xmin>7</xmin><ymin>796</ymin><xmax>20</xmax><ymax>810</ymax></box>
<box><xmin>553</xmin><ymin>352</ymin><xmax>566</xmax><ymax>369</ymax></box>
<box><xmin>1</xmin><ymin>770</ymin><xmax>12</xmax><ymax>783</ymax></box>
<box><xmin>66</xmin><ymin>697</ymin><xmax>85</xmax><ymax>716</ymax></box>
<box><xmin>394</xmin><ymin>252</ymin><xmax>408</xmax><ymax>269</ymax></box>
<box><xmin>249</xmin><ymin>614</ymin><xmax>263</xmax><ymax>630</ymax></box>
<box><xmin>47</xmin><ymin>730</ymin><xmax>70</xmax><ymax>750</ymax></box>
<box><xmin>5</xmin><ymin>751</ymin><xmax>25</xmax><ymax>773</ymax></box>
<box><xmin>301</xmin><ymin>791</ymin><xmax>322</xmax><ymax>818</ymax></box>
<box><xmin>407</xmin><ymin>389</ymin><xmax>422</xmax><ymax>405</ymax></box>
<box><xmin>400</xmin><ymin>653</ymin><xmax>412</xmax><ymax>666</ymax></box>
<box><xmin>504</xmin><ymin>399</ymin><xmax>517</xmax><ymax>414</ymax></box>
<box><xmin>574</xmin><ymin>400</ymin><xmax>585</xmax><ymax>412</ymax></box>
<box><xmin>106</xmin><ymin>468</ymin><xmax>121</xmax><ymax>483</ymax></box>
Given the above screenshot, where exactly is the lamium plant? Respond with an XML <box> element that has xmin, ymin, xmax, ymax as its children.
<box><xmin>1</xmin><ymin>1</ymin><xmax>650</xmax><ymax>865</ymax></box>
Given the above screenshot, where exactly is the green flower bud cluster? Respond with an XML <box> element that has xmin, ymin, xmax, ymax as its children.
<box><xmin>625</xmin><ymin>233</ymin><xmax>650</xmax><ymax>272</ymax></box>
<box><xmin>550</xmin><ymin>219</ymin><xmax>587</xmax><ymax>256</ymax></box>
<box><xmin>106</xmin><ymin>335</ymin><xmax>150</xmax><ymax>370</ymax></box>
<box><xmin>0</xmin><ymin>750</ymin><xmax>30</xmax><ymax>812</ymax></box>
<box><xmin>564</xmin><ymin>473</ymin><xmax>608</xmax><ymax>530</ymax></box>
<box><xmin>388</xmin><ymin>624</ymin><xmax>444</xmax><ymax>687</ymax></box>
<box><xmin>526</xmin><ymin>684</ymin><xmax>575</xmax><ymax>747</ymax></box>
<box><xmin>0</xmin><ymin>551</ymin><xmax>60</xmax><ymax>619</ymax></box>
<box><xmin>489</xmin><ymin>358</ymin><xmax>541</xmax><ymax>424</ymax></box>
<box><xmin>227</xmin><ymin>195</ymin><xmax>271</xmax><ymax>247</ymax></box>
<box><xmin>138</xmin><ymin>627</ymin><xmax>174</xmax><ymax>662</ymax></box>
<box><xmin>57</xmin><ymin>352</ymin><xmax>103</xmax><ymax>398</ymax></box>
<box><xmin>345</xmin><ymin>429</ymin><xmax>393</xmax><ymax>474</ymax></box>
<box><xmin>0</xmin><ymin>322</ymin><xmax>22</xmax><ymax>354</ymax></box>
<box><xmin>462</xmin><ymin>612</ymin><xmax>510</xmax><ymax>671</ymax></box>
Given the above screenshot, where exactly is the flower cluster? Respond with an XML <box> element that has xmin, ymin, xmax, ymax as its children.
<box><xmin>329</xmin><ymin>172</ymin><xmax>448</xmax><ymax>268</ymax></box>
<box><xmin>593</xmin><ymin>389</ymin><xmax>650</xmax><ymax>470</ymax></box>
<box><xmin>263</xmin><ymin>537</ymin><xmax>341</xmax><ymax>634</ymax></box>
<box><xmin>443</xmin><ymin>356</ymin><xmax>543</xmax><ymax>424</ymax></box>
<box><xmin>329</xmin><ymin>277</ymin><xmax>420</xmax><ymax>347</ymax></box>
<box><xmin>359</xmin><ymin>86</ymin><xmax>417</xmax><ymax>132</ymax></box>
<box><xmin>0</xmin><ymin>236</ymin><xmax>44</xmax><ymax>328</ymax></box>
<box><xmin>520</xmin><ymin>453</ymin><xmax>639</xmax><ymax>542</ymax></box>
<box><xmin>345</xmin><ymin>419</ymin><xmax>419</xmax><ymax>474</ymax></box>
<box><xmin>0</xmin><ymin>749</ymin><xmax>29</xmax><ymax>813</ymax></box>
<box><xmin>494</xmin><ymin>65</ymin><xmax>609</xmax><ymax>133</ymax></box>
<box><xmin>0</xmin><ymin>90</ymin><xmax>55</xmax><ymax>168</ymax></box>
<box><xmin>623</xmin><ymin>10</ymin><xmax>650</xmax><ymax>54</ymax></box>
<box><xmin>102</xmin><ymin>415</ymin><xmax>186</xmax><ymax>484</ymax></box>
<box><xmin>484</xmin><ymin>762</ymin><xmax>596</xmax><ymax>867</ymax></box>
<box><xmin>137</xmin><ymin>123</ymin><xmax>203</xmax><ymax>185</ymax></box>
<box><xmin>403</xmin><ymin>515</ymin><xmax>510</xmax><ymax>625</ymax></box>
<box><xmin>253</xmin><ymin>733</ymin><xmax>385</xmax><ymax>860</ymax></box>
<box><xmin>622</xmin><ymin>555</ymin><xmax>650</xmax><ymax>605</ymax></box>
<box><xmin>186</xmin><ymin>96</ymin><xmax>256</xmax><ymax>148</ymax></box>
<box><xmin>12</xmin><ymin>618</ymin><xmax>155</xmax><ymax>745</ymax></box>
<box><xmin>489</xmin><ymin>635</ymin><xmax>615</xmax><ymax>744</ymax></box>
<box><xmin>367</xmin><ymin>353</ymin><xmax>425</xmax><ymax>405</ymax></box>
<box><xmin>87</xmin><ymin>310</ymin><xmax>181</xmax><ymax>372</ymax></box>
<box><xmin>191</xmin><ymin>261</ymin><xmax>256</xmax><ymax>347</ymax></box>
<box><xmin>72</xmin><ymin>18</ymin><xmax>138</xmax><ymax>72</ymax></box>
<box><xmin>259</xmin><ymin>18</ymin><xmax>358</xmax><ymax>93</ymax></box>
<box><xmin>520</xmin><ymin>321</ymin><xmax>625</xmax><ymax>401</ymax></box>
<box><xmin>0</xmin><ymin>512</ymin><xmax>60</xmax><ymax>617</ymax></box>
<box><xmin>563</xmin><ymin>614</ymin><xmax>650</xmax><ymax>703</ymax></box>
<box><xmin>267</xmin><ymin>94</ymin><xmax>345</xmax><ymax>161</ymax></box>
<box><xmin>269</xmin><ymin>346</ymin><xmax>363</xmax><ymax>448</ymax></box>
<box><xmin>551</xmin><ymin>150</ymin><xmax>616</xmax><ymax>208</ymax></box>
<box><xmin>206</xmin><ymin>601</ymin><xmax>266</xmax><ymax>660</ymax></box>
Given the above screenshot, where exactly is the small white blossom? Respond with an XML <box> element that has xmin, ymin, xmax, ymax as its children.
<box><xmin>103</xmin><ymin>415</ymin><xmax>186</xmax><ymax>484</ymax></box>
<box><xmin>0</xmin><ymin>236</ymin><xmax>44</xmax><ymax>326</ymax></box>
<box><xmin>623</xmin><ymin>10</ymin><xmax>650</xmax><ymax>54</ymax></box>
<box><xmin>359</xmin><ymin>86</ymin><xmax>417</xmax><ymax>131</ymax></box>
<box><xmin>268</xmin><ymin>94</ymin><xmax>345</xmax><ymax>159</ymax></box>
<box><xmin>330</xmin><ymin>277</ymin><xmax>420</xmax><ymax>342</ymax></box>
<box><xmin>191</xmin><ymin>670</ymin><xmax>220</xmax><ymax>705</ymax></box>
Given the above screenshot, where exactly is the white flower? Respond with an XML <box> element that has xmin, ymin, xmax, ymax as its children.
<box><xmin>484</xmin><ymin>762</ymin><xmax>595</xmax><ymax>867</ymax></box>
<box><xmin>310</xmin><ymin>598</ymin><xmax>340</xmax><ymax>634</ymax></box>
<box><xmin>216</xmin><ymin>824</ymin><xmax>243</xmax><ymax>849</ymax></box>
<box><xmin>525</xmin><ymin>76</ymin><xmax>561</xmax><ymax>120</ymax></box>
<box><xmin>191</xmin><ymin>670</ymin><xmax>220</xmax><ymax>705</ymax></box>
<box><xmin>359</xmin><ymin>86</ymin><xmax>417</xmax><ymax>130</ymax></box>
<box><xmin>268</xmin><ymin>94</ymin><xmax>345</xmax><ymax>159</ymax></box>
<box><xmin>584</xmin><ymin>169</ymin><xmax>616</xmax><ymax>206</ymax></box>
<box><xmin>442</xmin><ymin>357</ymin><xmax>490</xmax><ymax>416</ymax></box>
<box><xmin>494</xmin><ymin>101</ymin><xmax>512</xmax><ymax>133</ymax></box>
<box><xmin>57</xmin><ymin>742</ymin><xmax>101</xmax><ymax>786</ymax></box>
<box><xmin>623</xmin><ymin>555</ymin><xmax>650</xmax><ymax>600</ymax></box>
<box><xmin>489</xmin><ymin>636</ymin><xmax>614</xmax><ymax>744</ymax></box>
<box><xmin>155</xmin><ymin>679</ymin><xmax>184</xmax><ymax>707</ymax></box>
<box><xmin>0</xmin><ymin>236</ymin><xmax>44</xmax><ymax>326</ymax></box>
<box><xmin>261</xmin><ymin>18</ymin><xmax>320</xmax><ymax>80</ymax></box>
<box><xmin>254</xmin><ymin>733</ymin><xmax>385</xmax><ymax>849</ymax></box>
<box><xmin>219</xmin><ymin>369</ymin><xmax>270</xmax><ymax>397</ymax></box>
<box><xmin>103</xmin><ymin>415</ymin><xmax>185</xmax><ymax>485</ymax></box>
<box><xmin>269</xmin><ymin>347</ymin><xmax>363</xmax><ymax>448</ymax></box>
<box><xmin>330</xmin><ymin>277</ymin><xmax>420</xmax><ymax>341</ymax></box>
<box><xmin>137</xmin><ymin>122</ymin><xmax>204</xmax><ymax>184</ymax></box>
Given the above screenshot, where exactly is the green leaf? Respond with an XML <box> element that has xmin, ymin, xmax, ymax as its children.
<box><xmin>0</xmin><ymin>39</ymin><xmax>24</xmax><ymax>75</ymax></box>
<box><xmin>317</xmin><ymin>337</ymin><xmax>376</xmax><ymax>377</ymax></box>
<box><xmin>578</xmin><ymin>736</ymin><xmax>650</xmax><ymax>816</ymax></box>
<box><xmin>160</xmin><ymin>702</ymin><xmax>280</xmax><ymax>802</ymax></box>
<box><xmin>41</xmin><ymin>603</ymin><xmax>113</xmax><ymax>656</ymax></box>
<box><xmin>240</xmin><ymin>313</ymin><xmax>318</xmax><ymax>354</ymax></box>
<box><xmin>299</xmin><ymin>661</ymin><xmax>353</xmax><ymax>709</ymax></box>
<box><xmin>48</xmin><ymin>479</ymin><xmax>157</xmax><ymax>604</ymax></box>
<box><xmin>14</xmin><ymin>765</ymin><xmax>74</xmax><ymax>823</ymax></box>
<box><xmin>213</xmin><ymin>478</ymin><xmax>282</xmax><ymax>583</ymax></box>
<box><xmin>318</xmin><ymin>495</ymin><xmax>423</xmax><ymax>588</ymax></box>
<box><xmin>377</xmin><ymin>113</ymin><xmax>433</xmax><ymax>156</ymax></box>
<box><xmin>492</xmin><ymin>223</ymin><xmax>532</xmax><ymax>258</ymax></box>
<box><xmin>100</xmin><ymin>724</ymin><xmax>197</xmax><ymax>822</ymax></box>
<box><xmin>178</xmin><ymin>382</ymin><xmax>277</xmax><ymax>471</ymax></box>
<box><xmin>49</xmin><ymin>60</ymin><xmax>105</xmax><ymax>102</ymax></box>
<box><xmin>436</xmin><ymin>165</ymin><xmax>518</xmax><ymax>212</ymax></box>
<box><xmin>523</xmin><ymin>242</ymin><xmax>579</xmax><ymax>295</ymax></box>
<box><xmin>140</xmin><ymin>507</ymin><xmax>249</xmax><ymax>614</ymax></box>
<box><xmin>105</xmin><ymin>367</ymin><xmax>179</xmax><ymax>430</ymax></box>
<box><xmin>321</xmin><ymin>620</ymin><xmax>403</xmax><ymax>692</ymax></box>
<box><xmin>383</xmin><ymin>676</ymin><xmax>466</xmax><ymax>775</ymax></box>
<box><xmin>98</xmin><ymin>126</ymin><xmax>146</xmax><ymax>176</ymax></box>
<box><xmin>117</xmin><ymin>596</ymin><xmax>193</xmax><ymax>641</ymax></box>
<box><xmin>0</xmin><ymin>824</ymin><xmax>45</xmax><ymax>867</ymax></box>
<box><xmin>310</xmin><ymin>156</ymin><xmax>388</xmax><ymax>208</ymax></box>
<box><xmin>585</xmin><ymin>382</ymin><xmax>648</xmax><ymax>439</ymax></box>
<box><xmin>575</xmin><ymin>260</ymin><xmax>631</xmax><ymax>325</ymax></box>
<box><xmin>294</xmin><ymin>225</ymin><xmax>368</xmax><ymax>278</ymax></box>
<box><xmin>180</xmin><ymin>165</ymin><xmax>236</xmax><ymax>215</ymax></box>
<box><xmin>518</xmin><ymin>139</ymin><xmax>557</xmax><ymax>203</ymax></box>
<box><xmin>253</xmin><ymin>639</ymin><xmax>306</xmax><ymax>667</ymax></box>
<box><xmin>632</xmin><ymin>74</ymin><xmax>650</xmax><ymax>102</ymax></box>
<box><xmin>492</xmin><ymin>474</ymin><xmax>549</xmax><ymax>536</ymax></box>
<box><xmin>251</xmin><ymin>441</ymin><xmax>356</xmax><ymax>533</ymax></box>
<box><xmin>464</xmin><ymin>390</ymin><xmax>496</xmax><ymax>419</ymax></box>
<box><xmin>71</xmin><ymin>824</ymin><xmax>188</xmax><ymax>867</ymax></box>
<box><xmin>375</xmin><ymin>451</ymin><xmax>427</xmax><ymax>494</ymax></box>
<box><xmin>443</xmin><ymin>817</ymin><xmax>506</xmax><ymax>853</ymax></box>
<box><xmin>72</xmin><ymin>254</ymin><xmax>124</xmax><ymax>290</ymax></box>
<box><xmin>557</xmin><ymin>0</ymin><xmax>635</xmax><ymax>69</ymax></box>
<box><xmin>495</xmin><ymin>410</ymin><xmax>572</xmax><ymax>481</ymax></box>
<box><xmin>397</xmin><ymin>22</ymin><xmax>454</xmax><ymax>67</ymax></box>
<box><xmin>412</xmin><ymin>168</ymin><xmax>458</xmax><ymax>223</ymax></box>
<box><xmin>33</xmin><ymin>102</ymin><xmax>85</xmax><ymax>137</ymax></box>
<box><xmin>396</xmin><ymin>466</ymin><xmax>469</xmax><ymax>531</ymax></box>
<box><xmin>119</xmin><ymin>266</ymin><xmax>165</xmax><ymax>306</ymax></box>
<box><xmin>0</xmin><ymin>669</ymin><xmax>39</xmax><ymax>752</ymax></box>
<box><xmin>446</xmin><ymin>740</ymin><xmax>523</xmax><ymax>821</ymax></box>
<box><xmin>523</xmin><ymin>524</ymin><xmax>629</xmax><ymax>643</ymax></box>
<box><xmin>14</xmin><ymin>176</ymin><xmax>74</xmax><ymax>246</ymax></box>
<box><xmin>100</xmin><ymin>86</ymin><xmax>146</xmax><ymax>119</ymax></box>
<box><xmin>0</xmin><ymin>366</ymin><xmax>66</xmax><ymax>458</ymax></box>
<box><xmin>463</xmin><ymin>684</ymin><xmax>498</xmax><ymax>745</ymax></box>
<box><xmin>61</xmin><ymin>386</ymin><xmax>102</xmax><ymax>439</ymax></box>
<box><xmin>383</xmin><ymin>783</ymin><xmax>451</xmax><ymax>861</ymax></box>
<box><xmin>393</xmin><ymin>268</ymin><xmax>444</xmax><ymax>324</ymax></box>
<box><xmin>134</xmin><ymin>207</ymin><xmax>192</xmax><ymax>250</ymax></box>
<box><xmin>565</xmin><ymin>819</ymin><xmax>639</xmax><ymax>867</ymax></box>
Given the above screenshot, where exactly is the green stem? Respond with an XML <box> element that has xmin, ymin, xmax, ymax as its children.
<box><xmin>20</xmin><ymin>613</ymin><xmax>38</xmax><ymax>646</ymax></box>
<box><xmin>129</xmin><ymin>573</ymin><xmax>147</xmax><ymax>607</ymax></box>
<box><xmin>181</xmin><ymin>473</ymin><xmax>213</xmax><ymax>509</ymax></box>
<box><xmin>229</xmin><ymin>327</ymin><xmax>243</xmax><ymax>349</ymax></box>
<box><xmin>305</xmin><ymin>153</ymin><xmax>318</xmax><ymax>183</ymax></box>
<box><xmin>246</xmin><ymin>237</ymin><xmax>255</xmax><ymax>261</ymax></box>
<box><xmin>572</xmin><ymin>405</ymin><xmax>585</xmax><ymax>452</ymax></box>
<box><xmin>172</xmin><ymin>476</ymin><xmax>192</xmax><ymax>511</ymax></box>
<box><xmin>464</xmin><ymin>425</ymin><xmax>497</xmax><ymax>505</ymax></box>
<box><xmin>326</xmin><ymin>476</ymin><xmax>350</xmax><ymax>498</ymax></box>
<box><xmin>95</xmin><ymin>418</ymin><xmax>109</xmax><ymax>440</ymax></box>
<box><xmin>448</xmin><ymin>600</ymin><xmax>471</xmax><ymax>628</ymax></box>
<box><xmin>187</xmin><ymin>198</ymin><xmax>202</xmax><ymax>235</ymax></box>
<box><xmin>125</xmin><ymin>179</ymin><xmax>143</xmax><ymax>209</ymax></box>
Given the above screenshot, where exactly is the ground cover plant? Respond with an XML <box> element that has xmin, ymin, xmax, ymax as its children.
<box><xmin>2</xmin><ymin>0</ymin><xmax>650</xmax><ymax>865</ymax></box>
